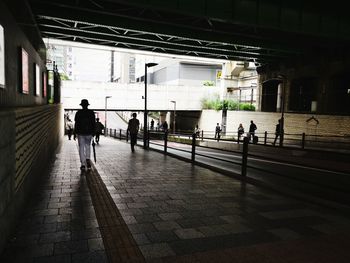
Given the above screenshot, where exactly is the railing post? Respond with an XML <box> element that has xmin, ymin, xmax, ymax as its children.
<box><xmin>164</xmin><ymin>131</ymin><xmax>168</xmax><ymax>153</ymax></box>
<box><xmin>241</xmin><ymin>137</ymin><xmax>249</xmax><ymax>177</ymax></box>
<box><xmin>147</xmin><ymin>131</ymin><xmax>150</xmax><ymax>148</ymax></box>
<box><xmin>119</xmin><ymin>129</ymin><xmax>122</xmax><ymax>140</ymax></box>
<box><xmin>264</xmin><ymin>131</ymin><xmax>267</xmax><ymax>145</ymax></box>
<box><xmin>302</xmin><ymin>132</ymin><xmax>306</xmax><ymax>149</ymax></box>
<box><xmin>191</xmin><ymin>133</ymin><xmax>196</xmax><ymax>162</ymax></box>
<box><xmin>237</xmin><ymin>132</ymin><xmax>240</xmax><ymax>144</ymax></box>
<box><xmin>114</xmin><ymin>129</ymin><xmax>116</xmax><ymax>138</ymax></box>
<box><xmin>201</xmin><ymin>130</ymin><xmax>204</xmax><ymax>141</ymax></box>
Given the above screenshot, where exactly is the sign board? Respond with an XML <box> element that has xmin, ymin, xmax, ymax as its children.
<box><xmin>35</xmin><ymin>64</ymin><xmax>40</xmax><ymax>96</ymax></box>
<box><xmin>21</xmin><ymin>48</ymin><xmax>29</xmax><ymax>94</ymax></box>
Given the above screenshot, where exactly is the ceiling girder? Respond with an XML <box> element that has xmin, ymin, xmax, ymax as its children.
<box><xmin>27</xmin><ymin>0</ymin><xmax>350</xmax><ymax>65</ymax></box>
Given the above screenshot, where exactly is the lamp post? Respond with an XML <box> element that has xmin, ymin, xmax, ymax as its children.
<box><xmin>170</xmin><ymin>100</ymin><xmax>176</xmax><ymax>134</ymax></box>
<box><xmin>144</xmin><ymin>62</ymin><xmax>158</xmax><ymax>148</ymax></box>
<box><xmin>105</xmin><ymin>96</ymin><xmax>112</xmax><ymax>135</ymax></box>
<box><xmin>277</xmin><ymin>75</ymin><xmax>286</xmax><ymax>147</ymax></box>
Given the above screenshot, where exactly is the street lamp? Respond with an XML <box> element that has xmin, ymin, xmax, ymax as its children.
<box><xmin>278</xmin><ymin>75</ymin><xmax>286</xmax><ymax>147</ymax></box>
<box><xmin>105</xmin><ymin>96</ymin><xmax>112</xmax><ymax>136</ymax></box>
<box><xmin>144</xmin><ymin>62</ymin><xmax>158</xmax><ymax>148</ymax></box>
<box><xmin>170</xmin><ymin>100</ymin><xmax>176</xmax><ymax>134</ymax></box>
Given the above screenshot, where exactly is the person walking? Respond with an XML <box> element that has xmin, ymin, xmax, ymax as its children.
<box><xmin>195</xmin><ymin>125</ymin><xmax>201</xmax><ymax>138</ymax></box>
<box><xmin>162</xmin><ymin>121</ymin><xmax>168</xmax><ymax>132</ymax></box>
<box><xmin>215</xmin><ymin>123</ymin><xmax>221</xmax><ymax>141</ymax></box>
<box><xmin>237</xmin><ymin>123</ymin><xmax>244</xmax><ymax>142</ymax></box>
<box><xmin>249</xmin><ymin>120</ymin><xmax>257</xmax><ymax>142</ymax></box>
<box><xmin>95</xmin><ymin>118</ymin><xmax>105</xmax><ymax>144</ymax></box>
<box><xmin>273</xmin><ymin>119</ymin><xmax>284</xmax><ymax>146</ymax></box>
<box><xmin>127</xmin><ymin>113</ymin><xmax>140</xmax><ymax>152</ymax></box>
<box><xmin>73</xmin><ymin>99</ymin><xmax>96</xmax><ymax>170</ymax></box>
<box><xmin>65</xmin><ymin>118</ymin><xmax>74</xmax><ymax>140</ymax></box>
<box><xmin>150</xmin><ymin>119</ymin><xmax>155</xmax><ymax>130</ymax></box>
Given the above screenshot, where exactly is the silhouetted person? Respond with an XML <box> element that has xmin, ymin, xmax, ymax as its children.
<box><xmin>150</xmin><ymin>119</ymin><xmax>154</xmax><ymax>130</ymax></box>
<box><xmin>65</xmin><ymin>118</ymin><xmax>74</xmax><ymax>140</ymax></box>
<box><xmin>215</xmin><ymin>123</ymin><xmax>221</xmax><ymax>141</ymax></box>
<box><xmin>156</xmin><ymin>121</ymin><xmax>160</xmax><ymax>131</ymax></box>
<box><xmin>273</xmin><ymin>119</ymin><xmax>284</xmax><ymax>146</ymax></box>
<box><xmin>237</xmin><ymin>123</ymin><xmax>244</xmax><ymax>141</ymax></box>
<box><xmin>127</xmin><ymin>113</ymin><xmax>140</xmax><ymax>152</ymax></box>
<box><xmin>95</xmin><ymin>118</ymin><xmax>104</xmax><ymax>144</ymax></box>
<box><xmin>74</xmin><ymin>99</ymin><xmax>96</xmax><ymax>170</ymax></box>
<box><xmin>162</xmin><ymin>121</ymin><xmax>168</xmax><ymax>132</ymax></box>
<box><xmin>195</xmin><ymin>125</ymin><xmax>201</xmax><ymax>138</ymax></box>
<box><xmin>249</xmin><ymin>120</ymin><xmax>257</xmax><ymax>142</ymax></box>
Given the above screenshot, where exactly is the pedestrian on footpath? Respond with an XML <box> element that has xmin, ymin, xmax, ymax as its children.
<box><xmin>215</xmin><ymin>123</ymin><xmax>221</xmax><ymax>141</ymax></box>
<box><xmin>65</xmin><ymin>118</ymin><xmax>74</xmax><ymax>140</ymax></box>
<box><xmin>150</xmin><ymin>119</ymin><xmax>155</xmax><ymax>130</ymax></box>
<box><xmin>249</xmin><ymin>120</ymin><xmax>257</xmax><ymax>143</ymax></box>
<box><xmin>195</xmin><ymin>125</ymin><xmax>201</xmax><ymax>138</ymax></box>
<box><xmin>74</xmin><ymin>99</ymin><xmax>96</xmax><ymax>170</ymax></box>
<box><xmin>95</xmin><ymin>118</ymin><xmax>104</xmax><ymax>144</ymax></box>
<box><xmin>162</xmin><ymin>121</ymin><xmax>168</xmax><ymax>132</ymax></box>
<box><xmin>237</xmin><ymin>123</ymin><xmax>244</xmax><ymax>142</ymax></box>
<box><xmin>273</xmin><ymin>119</ymin><xmax>284</xmax><ymax>146</ymax></box>
<box><xmin>127</xmin><ymin>113</ymin><xmax>140</xmax><ymax>152</ymax></box>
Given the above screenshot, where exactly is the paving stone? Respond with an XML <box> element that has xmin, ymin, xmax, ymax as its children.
<box><xmin>34</xmin><ymin>254</ymin><xmax>71</xmax><ymax>263</ymax></box>
<box><xmin>146</xmin><ymin>231</ymin><xmax>179</xmax><ymax>243</ymax></box>
<box><xmin>39</xmin><ymin>231</ymin><xmax>71</xmax><ymax>243</ymax></box>
<box><xmin>54</xmin><ymin>240</ymin><xmax>89</xmax><ymax>255</ymax></box>
<box><xmin>3</xmin><ymin>138</ymin><xmax>350</xmax><ymax>263</ymax></box>
<box><xmin>72</xmin><ymin>251</ymin><xmax>108</xmax><ymax>263</ymax></box>
<box><xmin>174</xmin><ymin>228</ymin><xmax>205</xmax><ymax>239</ymax></box>
<box><xmin>139</xmin><ymin>243</ymin><xmax>176</xmax><ymax>259</ymax></box>
<box><xmin>268</xmin><ymin>228</ymin><xmax>302</xmax><ymax>240</ymax></box>
<box><xmin>88</xmin><ymin>238</ymin><xmax>105</xmax><ymax>251</ymax></box>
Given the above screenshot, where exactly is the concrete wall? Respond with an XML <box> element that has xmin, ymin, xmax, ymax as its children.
<box><xmin>0</xmin><ymin>2</ymin><xmax>62</xmax><ymax>254</ymax></box>
<box><xmin>0</xmin><ymin>105</ymin><xmax>62</xmax><ymax>253</ymax></box>
<box><xmin>61</xmin><ymin>81</ymin><xmax>222</xmax><ymax>111</ymax></box>
<box><xmin>199</xmin><ymin>110</ymin><xmax>350</xmax><ymax>138</ymax></box>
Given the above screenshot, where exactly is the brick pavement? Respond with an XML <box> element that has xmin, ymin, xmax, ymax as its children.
<box><xmin>1</xmin><ymin>137</ymin><xmax>350</xmax><ymax>262</ymax></box>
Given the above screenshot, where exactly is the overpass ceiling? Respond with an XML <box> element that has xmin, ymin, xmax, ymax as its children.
<box><xmin>27</xmin><ymin>0</ymin><xmax>350</xmax><ymax>66</ymax></box>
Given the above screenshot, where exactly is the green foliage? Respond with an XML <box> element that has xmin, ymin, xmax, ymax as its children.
<box><xmin>203</xmin><ymin>80</ymin><xmax>215</xmax><ymax>86</ymax></box>
<box><xmin>201</xmin><ymin>97</ymin><xmax>255</xmax><ymax>111</ymax></box>
<box><xmin>239</xmin><ymin>103</ymin><xmax>255</xmax><ymax>111</ymax></box>
<box><xmin>60</xmin><ymin>73</ymin><xmax>70</xmax><ymax>80</ymax></box>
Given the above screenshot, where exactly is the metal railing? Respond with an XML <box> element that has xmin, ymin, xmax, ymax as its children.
<box><xmin>104</xmin><ymin>128</ymin><xmax>350</xmax><ymax>208</ymax></box>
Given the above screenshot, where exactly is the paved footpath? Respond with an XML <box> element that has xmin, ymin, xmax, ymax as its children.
<box><xmin>1</xmin><ymin>137</ymin><xmax>350</xmax><ymax>262</ymax></box>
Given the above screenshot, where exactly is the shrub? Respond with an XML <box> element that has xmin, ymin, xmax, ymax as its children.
<box><xmin>201</xmin><ymin>97</ymin><xmax>255</xmax><ymax>111</ymax></box>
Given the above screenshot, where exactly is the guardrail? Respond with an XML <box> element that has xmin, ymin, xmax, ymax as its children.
<box><xmin>154</xmin><ymin>129</ymin><xmax>350</xmax><ymax>152</ymax></box>
<box><xmin>104</xmin><ymin>128</ymin><xmax>349</xmax><ymax>176</ymax></box>
<box><xmin>104</xmin><ymin>128</ymin><xmax>350</xmax><ymax>208</ymax></box>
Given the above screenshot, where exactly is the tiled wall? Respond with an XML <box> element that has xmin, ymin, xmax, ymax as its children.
<box><xmin>0</xmin><ymin>104</ymin><xmax>62</xmax><ymax>253</ymax></box>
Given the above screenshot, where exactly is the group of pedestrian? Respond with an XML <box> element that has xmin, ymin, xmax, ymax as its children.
<box><xmin>213</xmin><ymin>120</ymin><xmax>258</xmax><ymax>143</ymax></box>
<box><xmin>213</xmin><ymin>119</ymin><xmax>283</xmax><ymax>145</ymax></box>
<box><xmin>73</xmin><ymin>98</ymin><xmax>284</xmax><ymax>171</ymax></box>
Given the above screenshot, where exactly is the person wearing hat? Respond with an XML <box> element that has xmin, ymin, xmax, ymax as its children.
<box><xmin>74</xmin><ymin>99</ymin><xmax>96</xmax><ymax>170</ymax></box>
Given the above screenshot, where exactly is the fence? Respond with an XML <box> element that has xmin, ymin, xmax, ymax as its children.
<box><xmin>104</xmin><ymin>128</ymin><xmax>350</xmax><ymax>208</ymax></box>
